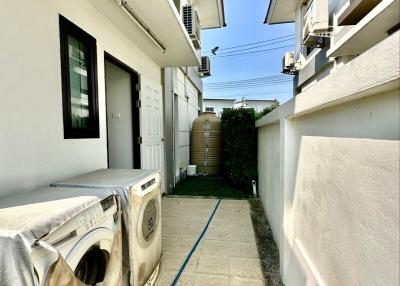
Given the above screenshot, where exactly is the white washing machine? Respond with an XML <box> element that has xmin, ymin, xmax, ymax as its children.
<box><xmin>51</xmin><ymin>169</ymin><xmax>162</xmax><ymax>286</ymax></box>
<box><xmin>0</xmin><ymin>187</ymin><xmax>121</xmax><ymax>286</ymax></box>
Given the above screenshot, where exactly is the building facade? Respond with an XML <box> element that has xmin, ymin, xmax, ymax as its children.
<box><xmin>163</xmin><ymin>0</ymin><xmax>226</xmax><ymax>192</ymax></box>
<box><xmin>0</xmin><ymin>0</ymin><xmax>221</xmax><ymax>197</ymax></box>
<box><xmin>258</xmin><ymin>0</ymin><xmax>400</xmax><ymax>285</ymax></box>
<box><xmin>203</xmin><ymin>98</ymin><xmax>276</xmax><ymax>117</ymax></box>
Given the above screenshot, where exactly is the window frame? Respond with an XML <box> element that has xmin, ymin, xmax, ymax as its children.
<box><xmin>59</xmin><ymin>15</ymin><xmax>99</xmax><ymax>139</ymax></box>
<box><xmin>205</xmin><ymin>107</ymin><xmax>214</xmax><ymax>112</ymax></box>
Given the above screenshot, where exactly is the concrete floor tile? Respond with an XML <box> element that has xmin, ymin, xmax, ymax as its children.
<box><xmin>156</xmin><ymin>270</ymin><xmax>195</xmax><ymax>286</ymax></box>
<box><xmin>162</xmin><ymin>216</ymin><xmax>181</xmax><ymax>227</ymax></box>
<box><xmin>162</xmin><ymin>225</ymin><xmax>181</xmax><ymax>238</ymax></box>
<box><xmin>229</xmin><ymin>211</ymin><xmax>252</xmax><ymax>222</ymax></box>
<box><xmin>230</xmin><ymin>241</ymin><xmax>259</xmax><ymax>258</ymax></box>
<box><xmin>197</xmin><ymin>255</ymin><xmax>229</xmax><ymax>275</ymax></box>
<box><xmin>193</xmin><ymin>273</ymin><xmax>229</xmax><ymax>286</ymax></box>
<box><xmin>165</xmin><ymin>253</ymin><xmax>200</xmax><ymax>272</ymax></box>
<box><xmin>204</xmin><ymin>228</ymin><xmax>230</xmax><ymax>241</ymax></box>
<box><xmin>199</xmin><ymin>239</ymin><xmax>229</xmax><ymax>256</ymax></box>
<box><xmin>209</xmin><ymin>216</ymin><xmax>230</xmax><ymax>226</ymax></box>
<box><xmin>230</xmin><ymin>276</ymin><xmax>265</xmax><ymax>286</ymax></box>
<box><xmin>159</xmin><ymin>251</ymin><xmax>172</xmax><ymax>272</ymax></box>
<box><xmin>229</xmin><ymin>219</ymin><xmax>254</xmax><ymax>231</ymax></box>
<box><xmin>229</xmin><ymin>257</ymin><xmax>264</xmax><ymax>279</ymax></box>
<box><xmin>173</xmin><ymin>238</ymin><xmax>197</xmax><ymax>254</ymax></box>
<box><xmin>179</xmin><ymin>226</ymin><xmax>204</xmax><ymax>239</ymax></box>
<box><xmin>162</xmin><ymin>237</ymin><xmax>176</xmax><ymax>252</ymax></box>
<box><xmin>229</xmin><ymin>229</ymin><xmax>256</xmax><ymax>243</ymax></box>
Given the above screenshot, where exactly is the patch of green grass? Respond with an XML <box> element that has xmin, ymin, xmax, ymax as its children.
<box><xmin>172</xmin><ymin>176</ymin><xmax>251</xmax><ymax>198</ymax></box>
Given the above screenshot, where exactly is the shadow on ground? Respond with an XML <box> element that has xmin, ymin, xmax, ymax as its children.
<box><xmin>249</xmin><ymin>199</ymin><xmax>284</xmax><ymax>286</ymax></box>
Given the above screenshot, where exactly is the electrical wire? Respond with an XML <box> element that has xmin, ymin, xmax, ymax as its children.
<box><xmin>210</xmin><ymin>38</ymin><xmax>294</xmax><ymax>56</ymax></box>
<box><xmin>204</xmin><ymin>75</ymin><xmax>291</xmax><ymax>88</ymax></box>
<box><xmin>204</xmin><ymin>75</ymin><xmax>288</xmax><ymax>85</ymax></box>
<box><xmin>205</xmin><ymin>80</ymin><xmax>292</xmax><ymax>89</ymax></box>
<box><xmin>205</xmin><ymin>82</ymin><xmax>292</xmax><ymax>90</ymax></box>
<box><xmin>210</xmin><ymin>45</ymin><xmax>293</xmax><ymax>58</ymax></box>
<box><xmin>204</xmin><ymin>34</ymin><xmax>295</xmax><ymax>54</ymax></box>
<box><xmin>203</xmin><ymin>91</ymin><xmax>293</xmax><ymax>99</ymax></box>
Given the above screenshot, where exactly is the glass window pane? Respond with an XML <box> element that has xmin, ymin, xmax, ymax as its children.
<box><xmin>68</xmin><ymin>35</ymin><xmax>90</xmax><ymax>129</ymax></box>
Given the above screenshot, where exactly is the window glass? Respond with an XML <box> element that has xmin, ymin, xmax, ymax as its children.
<box><xmin>59</xmin><ymin>15</ymin><xmax>99</xmax><ymax>139</ymax></box>
<box><xmin>68</xmin><ymin>35</ymin><xmax>90</xmax><ymax>129</ymax></box>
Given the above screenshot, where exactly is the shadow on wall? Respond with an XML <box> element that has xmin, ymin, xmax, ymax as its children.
<box><xmin>281</xmin><ymin>89</ymin><xmax>400</xmax><ymax>285</ymax></box>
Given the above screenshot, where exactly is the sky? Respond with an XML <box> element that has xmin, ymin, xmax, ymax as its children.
<box><xmin>201</xmin><ymin>0</ymin><xmax>295</xmax><ymax>104</ymax></box>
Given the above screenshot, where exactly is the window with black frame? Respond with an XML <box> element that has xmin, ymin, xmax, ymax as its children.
<box><xmin>59</xmin><ymin>15</ymin><xmax>99</xmax><ymax>139</ymax></box>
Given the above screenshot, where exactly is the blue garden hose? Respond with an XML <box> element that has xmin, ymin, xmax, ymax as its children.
<box><xmin>171</xmin><ymin>197</ymin><xmax>222</xmax><ymax>286</ymax></box>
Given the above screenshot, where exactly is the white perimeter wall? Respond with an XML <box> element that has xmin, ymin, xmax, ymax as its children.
<box><xmin>174</xmin><ymin>68</ymin><xmax>200</xmax><ymax>179</ymax></box>
<box><xmin>257</xmin><ymin>31</ymin><xmax>400</xmax><ymax>286</ymax></box>
<box><xmin>258</xmin><ymin>122</ymin><xmax>282</xmax><ymax>248</ymax></box>
<box><xmin>0</xmin><ymin>0</ymin><xmax>161</xmax><ymax>197</ymax></box>
<box><xmin>258</xmin><ymin>89</ymin><xmax>400</xmax><ymax>286</ymax></box>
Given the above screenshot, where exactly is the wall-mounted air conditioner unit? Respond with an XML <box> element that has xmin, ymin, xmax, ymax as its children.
<box><xmin>183</xmin><ymin>5</ymin><xmax>201</xmax><ymax>49</ymax></box>
<box><xmin>282</xmin><ymin>51</ymin><xmax>300</xmax><ymax>74</ymax></box>
<box><xmin>199</xmin><ymin>56</ymin><xmax>211</xmax><ymax>77</ymax></box>
<box><xmin>303</xmin><ymin>0</ymin><xmax>332</xmax><ymax>47</ymax></box>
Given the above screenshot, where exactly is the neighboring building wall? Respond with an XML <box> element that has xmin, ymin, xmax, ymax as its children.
<box><xmin>294</xmin><ymin>0</ymin><xmax>348</xmax><ymax>89</ymax></box>
<box><xmin>203</xmin><ymin>99</ymin><xmax>235</xmax><ymax>117</ymax></box>
<box><xmin>234</xmin><ymin>100</ymin><xmax>275</xmax><ymax>112</ymax></box>
<box><xmin>204</xmin><ymin>99</ymin><xmax>275</xmax><ymax>117</ymax></box>
<box><xmin>0</xmin><ymin>0</ymin><xmax>161</xmax><ymax>197</ymax></box>
<box><xmin>164</xmin><ymin>67</ymin><xmax>202</xmax><ymax>191</ymax></box>
<box><xmin>174</xmin><ymin>68</ymin><xmax>201</xmax><ymax>180</ymax></box>
<box><xmin>256</xmin><ymin>30</ymin><xmax>400</xmax><ymax>286</ymax></box>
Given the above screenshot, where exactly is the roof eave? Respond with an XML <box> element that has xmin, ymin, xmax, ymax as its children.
<box><xmin>264</xmin><ymin>0</ymin><xmax>296</xmax><ymax>25</ymax></box>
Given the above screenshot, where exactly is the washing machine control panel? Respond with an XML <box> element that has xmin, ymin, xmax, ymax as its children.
<box><xmin>131</xmin><ymin>174</ymin><xmax>161</xmax><ymax>197</ymax></box>
<box><xmin>75</xmin><ymin>196</ymin><xmax>117</xmax><ymax>233</ymax></box>
<box><xmin>45</xmin><ymin>195</ymin><xmax>118</xmax><ymax>244</ymax></box>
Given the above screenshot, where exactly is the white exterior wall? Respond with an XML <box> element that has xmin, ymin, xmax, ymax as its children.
<box><xmin>257</xmin><ymin>28</ymin><xmax>400</xmax><ymax>286</ymax></box>
<box><xmin>203</xmin><ymin>99</ymin><xmax>235</xmax><ymax>117</ymax></box>
<box><xmin>174</xmin><ymin>68</ymin><xmax>200</xmax><ymax>179</ymax></box>
<box><xmin>204</xmin><ymin>99</ymin><xmax>274</xmax><ymax>117</ymax></box>
<box><xmin>234</xmin><ymin>100</ymin><xmax>275</xmax><ymax>112</ymax></box>
<box><xmin>0</xmin><ymin>0</ymin><xmax>161</xmax><ymax>198</ymax></box>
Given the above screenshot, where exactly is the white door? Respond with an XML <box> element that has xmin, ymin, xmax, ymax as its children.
<box><xmin>140</xmin><ymin>77</ymin><xmax>164</xmax><ymax>190</ymax></box>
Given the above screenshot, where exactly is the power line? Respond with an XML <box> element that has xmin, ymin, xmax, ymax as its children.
<box><xmin>204</xmin><ymin>75</ymin><xmax>291</xmax><ymax>88</ymax></box>
<box><xmin>205</xmin><ymin>81</ymin><xmax>292</xmax><ymax>90</ymax></box>
<box><xmin>215</xmin><ymin>38</ymin><xmax>294</xmax><ymax>56</ymax></box>
<box><xmin>204</xmin><ymin>34</ymin><xmax>295</xmax><ymax>54</ymax></box>
<box><xmin>205</xmin><ymin>78</ymin><xmax>291</xmax><ymax>86</ymax></box>
<box><xmin>204</xmin><ymin>75</ymin><xmax>288</xmax><ymax>86</ymax></box>
<box><xmin>203</xmin><ymin>90</ymin><xmax>293</xmax><ymax>99</ymax></box>
<box><xmin>205</xmin><ymin>80</ymin><xmax>292</xmax><ymax>89</ymax></box>
<box><xmin>211</xmin><ymin>45</ymin><xmax>293</xmax><ymax>58</ymax></box>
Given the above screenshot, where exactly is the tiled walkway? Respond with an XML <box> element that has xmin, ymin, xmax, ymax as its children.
<box><xmin>156</xmin><ymin>197</ymin><xmax>266</xmax><ymax>286</ymax></box>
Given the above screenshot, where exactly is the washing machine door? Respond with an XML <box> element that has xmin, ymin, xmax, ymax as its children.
<box><xmin>65</xmin><ymin>228</ymin><xmax>115</xmax><ymax>285</ymax></box>
<box><xmin>137</xmin><ymin>191</ymin><xmax>161</xmax><ymax>247</ymax></box>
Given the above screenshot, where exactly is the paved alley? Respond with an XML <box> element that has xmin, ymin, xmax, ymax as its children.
<box><xmin>156</xmin><ymin>197</ymin><xmax>267</xmax><ymax>286</ymax></box>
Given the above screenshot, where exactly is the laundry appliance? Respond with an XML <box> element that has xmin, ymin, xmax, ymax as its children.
<box><xmin>51</xmin><ymin>169</ymin><xmax>161</xmax><ymax>286</ymax></box>
<box><xmin>0</xmin><ymin>187</ymin><xmax>121</xmax><ymax>286</ymax></box>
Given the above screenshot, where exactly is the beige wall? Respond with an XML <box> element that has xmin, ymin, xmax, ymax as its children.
<box><xmin>0</xmin><ymin>0</ymin><xmax>161</xmax><ymax>197</ymax></box>
<box><xmin>257</xmin><ymin>89</ymin><xmax>400</xmax><ymax>285</ymax></box>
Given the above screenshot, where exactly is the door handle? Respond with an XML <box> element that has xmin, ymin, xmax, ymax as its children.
<box><xmin>161</xmin><ymin>138</ymin><xmax>166</xmax><ymax>142</ymax></box>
